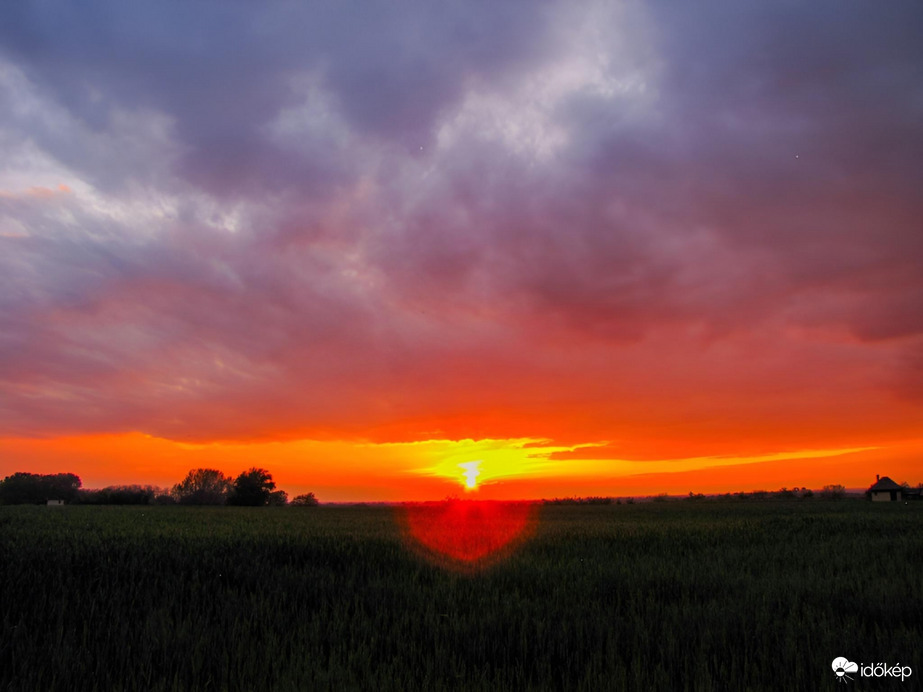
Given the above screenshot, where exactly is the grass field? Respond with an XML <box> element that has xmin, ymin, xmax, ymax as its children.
<box><xmin>1</xmin><ymin>500</ymin><xmax>920</xmax><ymax>691</ymax></box>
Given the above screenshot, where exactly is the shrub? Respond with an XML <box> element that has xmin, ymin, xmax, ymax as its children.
<box><xmin>291</xmin><ymin>492</ymin><xmax>319</xmax><ymax>506</ymax></box>
<box><xmin>820</xmin><ymin>484</ymin><xmax>846</xmax><ymax>500</ymax></box>
<box><xmin>268</xmin><ymin>490</ymin><xmax>288</xmax><ymax>506</ymax></box>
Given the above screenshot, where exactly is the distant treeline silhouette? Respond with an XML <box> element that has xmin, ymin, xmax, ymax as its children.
<box><xmin>4</xmin><ymin>472</ymin><xmax>919</xmax><ymax>506</ymax></box>
<box><xmin>541</xmin><ymin>484</ymin><xmax>922</xmax><ymax>504</ymax></box>
<box><xmin>541</xmin><ymin>488</ymin><xmax>829</xmax><ymax>505</ymax></box>
<box><xmin>80</xmin><ymin>485</ymin><xmax>169</xmax><ymax>505</ymax></box>
<box><xmin>0</xmin><ymin>469</ymin><xmax>319</xmax><ymax>506</ymax></box>
<box><xmin>543</xmin><ymin>496</ymin><xmax>615</xmax><ymax>505</ymax></box>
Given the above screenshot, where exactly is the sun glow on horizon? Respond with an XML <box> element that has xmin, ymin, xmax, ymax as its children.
<box><xmin>1</xmin><ymin>432</ymin><xmax>919</xmax><ymax>502</ymax></box>
<box><xmin>459</xmin><ymin>460</ymin><xmax>481</xmax><ymax>490</ymax></box>
<box><xmin>411</xmin><ymin>437</ymin><xmax>588</xmax><ymax>491</ymax></box>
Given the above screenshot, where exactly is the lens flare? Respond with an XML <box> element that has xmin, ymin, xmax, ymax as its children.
<box><xmin>398</xmin><ymin>499</ymin><xmax>538</xmax><ymax>571</ymax></box>
<box><xmin>459</xmin><ymin>460</ymin><xmax>481</xmax><ymax>490</ymax></box>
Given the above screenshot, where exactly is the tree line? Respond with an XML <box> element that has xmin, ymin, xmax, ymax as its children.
<box><xmin>0</xmin><ymin>469</ymin><xmax>318</xmax><ymax>507</ymax></box>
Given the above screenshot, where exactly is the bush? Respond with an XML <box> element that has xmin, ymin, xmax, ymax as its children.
<box><xmin>268</xmin><ymin>490</ymin><xmax>288</xmax><ymax>506</ymax></box>
<box><xmin>820</xmin><ymin>484</ymin><xmax>846</xmax><ymax>500</ymax></box>
<box><xmin>291</xmin><ymin>493</ymin><xmax>319</xmax><ymax>506</ymax></box>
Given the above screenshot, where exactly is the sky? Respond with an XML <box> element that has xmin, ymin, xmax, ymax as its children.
<box><xmin>1</xmin><ymin>1</ymin><xmax>921</xmax><ymax>500</ymax></box>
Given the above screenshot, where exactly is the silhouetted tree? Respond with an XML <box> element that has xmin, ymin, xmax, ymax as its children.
<box><xmin>267</xmin><ymin>489</ymin><xmax>288</xmax><ymax>506</ymax></box>
<box><xmin>291</xmin><ymin>492</ymin><xmax>319</xmax><ymax>506</ymax></box>
<box><xmin>172</xmin><ymin>469</ymin><xmax>231</xmax><ymax>505</ymax></box>
<box><xmin>0</xmin><ymin>473</ymin><xmax>46</xmax><ymax>504</ymax></box>
<box><xmin>0</xmin><ymin>472</ymin><xmax>82</xmax><ymax>504</ymax></box>
<box><xmin>46</xmin><ymin>473</ymin><xmax>82</xmax><ymax>502</ymax></box>
<box><xmin>820</xmin><ymin>484</ymin><xmax>846</xmax><ymax>500</ymax></box>
<box><xmin>228</xmin><ymin>467</ymin><xmax>277</xmax><ymax>506</ymax></box>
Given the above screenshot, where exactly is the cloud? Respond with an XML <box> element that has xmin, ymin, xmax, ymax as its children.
<box><xmin>0</xmin><ymin>0</ymin><xmax>921</xmax><ymax>453</ymax></box>
<box><xmin>0</xmin><ymin>0</ymin><xmax>555</xmax><ymax>196</ymax></box>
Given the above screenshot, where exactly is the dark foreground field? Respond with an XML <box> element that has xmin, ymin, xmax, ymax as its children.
<box><xmin>1</xmin><ymin>501</ymin><xmax>920</xmax><ymax>691</ymax></box>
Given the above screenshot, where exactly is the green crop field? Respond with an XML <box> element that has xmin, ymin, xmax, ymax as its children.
<box><xmin>1</xmin><ymin>501</ymin><xmax>920</xmax><ymax>691</ymax></box>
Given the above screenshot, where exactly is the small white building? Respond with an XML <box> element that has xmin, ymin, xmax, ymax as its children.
<box><xmin>46</xmin><ymin>499</ymin><xmax>64</xmax><ymax>506</ymax></box>
<box><xmin>868</xmin><ymin>475</ymin><xmax>902</xmax><ymax>502</ymax></box>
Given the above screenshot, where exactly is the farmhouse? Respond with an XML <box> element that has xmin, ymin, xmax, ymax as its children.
<box><xmin>46</xmin><ymin>500</ymin><xmax>65</xmax><ymax>506</ymax></box>
<box><xmin>868</xmin><ymin>475</ymin><xmax>903</xmax><ymax>502</ymax></box>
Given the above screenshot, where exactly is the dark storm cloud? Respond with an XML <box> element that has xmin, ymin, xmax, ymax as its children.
<box><xmin>0</xmin><ymin>0</ymin><xmax>552</xmax><ymax>195</ymax></box>
<box><xmin>567</xmin><ymin>0</ymin><xmax>923</xmax><ymax>332</ymax></box>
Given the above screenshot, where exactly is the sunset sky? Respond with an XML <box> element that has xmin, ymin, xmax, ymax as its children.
<box><xmin>1</xmin><ymin>1</ymin><xmax>921</xmax><ymax>500</ymax></box>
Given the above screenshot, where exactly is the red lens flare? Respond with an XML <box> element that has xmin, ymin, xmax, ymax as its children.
<box><xmin>398</xmin><ymin>499</ymin><xmax>538</xmax><ymax>571</ymax></box>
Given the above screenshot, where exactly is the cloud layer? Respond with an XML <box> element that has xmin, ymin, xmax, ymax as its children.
<box><xmin>1</xmin><ymin>0</ymin><xmax>921</xmax><ymax>458</ymax></box>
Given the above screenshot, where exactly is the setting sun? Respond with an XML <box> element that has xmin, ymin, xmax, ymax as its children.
<box><xmin>459</xmin><ymin>461</ymin><xmax>481</xmax><ymax>490</ymax></box>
